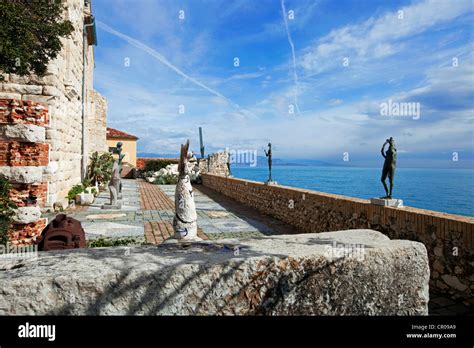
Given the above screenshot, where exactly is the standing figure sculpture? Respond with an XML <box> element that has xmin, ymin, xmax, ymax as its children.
<box><xmin>380</xmin><ymin>137</ymin><xmax>397</xmax><ymax>199</ymax></box>
<box><xmin>264</xmin><ymin>142</ymin><xmax>272</xmax><ymax>182</ymax></box>
<box><xmin>226</xmin><ymin>152</ymin><xmax>232</xmax><ymax>177</ymax></box>
<box><xmin>116</xmin><ymin>142</ymin><xmax>125</xmax><ymax>193</ymax></box>
<box><xmin>102</xmin><ymin>160</ymin><xmax>121</xmax><ymax>209</ymax></box>
<box><xmin>173</xmin><ymin>140</ymin><xmax>199</xmax><ymax>241</ymax></box>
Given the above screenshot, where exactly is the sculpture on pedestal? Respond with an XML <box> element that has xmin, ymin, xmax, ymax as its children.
<box><xmin>380</xmin><ymin>137</ymin><xmax>397</xmax><ymax>199</ymax></box>
<box><xmin>226</xmin><ymin>152</ymin><xmax>232</xmax><ymax>177</ymax></box>
<box><xmin>264</xmin><ymin>142</ymin><xmax>273</xmax><ymax>182</ymax></box>
<box><xmin>101</xmin><ymin>160</ymin><xmax>121</xmax><ymax>209</ymax></box>
<box><xmin>173</xmin><ymin>140</ymin><xmax>200</xmax><ymax>241</ymax></box>
<box><xmin>116</xmin><ymin>142</ymin><xmax>125</xmax><ymax>193</ymax></box>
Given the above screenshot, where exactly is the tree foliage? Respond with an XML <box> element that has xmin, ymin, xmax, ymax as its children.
<box><xmin>0</xmin><ymin>0</ymin><xmax>74</xmax><ymax>79</ymax></box>
<box><xmin>0</xmin><ymin>176</ymin><xmax>17</xmax><ymax>245</ymax></box>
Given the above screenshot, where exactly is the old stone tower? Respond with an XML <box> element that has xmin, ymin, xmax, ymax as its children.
<box><xmin>0</xmin><ymin>0</ymin><xmax>107</xmax><ymax>244</ymax></box>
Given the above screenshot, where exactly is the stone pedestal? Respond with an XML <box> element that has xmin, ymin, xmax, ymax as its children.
<box><xmin>370</xmin><ymin>198</ymin><xmax>404</xmax><ymax>207</ymax></box>
<box><xmin>101</xmin><ymin>203</ymin><xmax>122</xmax><ymax>210</ymax></box>
<box><xmin>264</xmin><ymin>180</ymin><xmax>278</xmax><ymax>186</ymax></box>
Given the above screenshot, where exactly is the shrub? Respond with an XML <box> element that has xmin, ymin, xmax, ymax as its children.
<box><xmin>67</xmin><ymin>184</ymin><xmax>84</xmax><ymax>201</ymax></box>
<box><xmin>0</xmin><ymin>176</ymin><xmax>17</xmax><ymax>245</ymax></box>
<box><xmin>88</xmin><ymin>237</ymin><xmax>145</xmax><ymax>248</ymax></box>
<box><xmin>144</xmin><ymin>160</ymin><xmax>175</xmax><ymax>173</ymax></box>
<box><xmin>87</xmin><ymin>151</ymin><xmax>114</xmax><ymax>186</ymax></box>
<box><xmin>153</xmin><ymin>174</ymin><xmax>178</xmax><ymax>185</ymax></box>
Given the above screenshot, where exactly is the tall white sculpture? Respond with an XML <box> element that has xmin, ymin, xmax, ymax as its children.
<box><xmin>173</xmin><ymin>140</ymin><xmax>200</xmax><ymax>241</ymax></box>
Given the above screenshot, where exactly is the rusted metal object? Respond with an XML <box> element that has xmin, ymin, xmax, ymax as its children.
<box><xmin>38</xmin><ymin>214</ymin><xmax>86</xmax><ymax>251</ymax></box>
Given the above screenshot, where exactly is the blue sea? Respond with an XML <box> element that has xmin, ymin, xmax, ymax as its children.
<box><xmin>231</xmin><ymin>166</ymin><xmax>474</xmax><ymax>217</ymax></box>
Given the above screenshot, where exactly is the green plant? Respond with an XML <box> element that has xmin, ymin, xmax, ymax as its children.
<box><xmin>88</xmin><ymin>237</ymin><xmax>145</xmax><ymax>248</ymax></box>
<box><xmin>0</xmin><ymin>176</ymin><xmax>17</xmax><ymax>245</ymax></box>
<box><xmin>66</xmin><ymin>184</ymin><xmax>84</xmax><ymax>201</ymax></box>
<box><xmin>91</xmin><ymin>188</ymin><xmax>98</xmax><ymax>196</ymax></box>
<box><xmin>0</xmin><ymin>0</ymin><xmax>74</xmax><ymax>81</ymax></box>
<box><xmin>153</xmin><ymin>173</ymin><xmax>178</xmax><ymax>185</ymax></box>
<box><xmin>87</xmin><ymin>151</ymin><xmax>114</xmax><ymax>186</ymax></box>
<box><xmin>144</xmin><ymin>160</ymin><xmax>174</xmax><ymax>173</ymax></box>
<box><xmin>82</xmin><ymin>178</ymin><xmax>92</xmax><ymax>189</ymax></box>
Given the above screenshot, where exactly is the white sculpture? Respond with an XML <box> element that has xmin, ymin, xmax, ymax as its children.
<box><xmin>173</xmin><ymin>140</ymin><xmax>200</xmax><ymax>241</ymax></box>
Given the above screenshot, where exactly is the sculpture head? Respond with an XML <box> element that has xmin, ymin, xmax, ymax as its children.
<box><xmin>388</xmin><ymin>137</ymin><xmax>395</xmax><ymax>146</ymax></box>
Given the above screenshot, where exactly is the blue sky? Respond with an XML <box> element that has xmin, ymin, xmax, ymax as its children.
<box><xmin>92</xmin><ymin>0</ymin><xmax>474</xmax><ymax>167</ymax></box>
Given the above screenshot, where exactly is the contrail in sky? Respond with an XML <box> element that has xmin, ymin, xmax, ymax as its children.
<box><xmin>97</xmin><ymin>21</ymin><xmax>246</xmax><ymax>114</ymax></box>
<box><xmin>281</xmin><ymin>0</ymin><xmax>301</xmax><ymax>114</ymax></box>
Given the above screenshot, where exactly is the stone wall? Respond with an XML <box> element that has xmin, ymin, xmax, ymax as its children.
<box><xmin>0</xmin><ymin>0</ymin><xmax>103</xmax><ymax>211</ymax></box>
<box><xmin>199</xmin><ymin>151</ymin><xmax>230</xmax><ymax>177</ymax></box>
<box><xmin>0</xmin><ymin>99</ymin><xmax>49</xmax><ymax>245</ymax></box>
<box><xmin>88</xmin><ymin>90</ymin><xmax>107</xmax><ymax>154</ymax></box>
<box><xmin>201</xmin><ymin>174</ymin><xmax>474</xmax><ymax>303</ymax></box>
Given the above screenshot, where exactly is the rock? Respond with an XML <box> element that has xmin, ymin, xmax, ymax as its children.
<box><xmin>12</xmin><ymin>206</ymin><xmax>42</xmax><ymax>224</ymax></box>
<box><xmin>0</xmin><ymin>166</ymin><xmax>44</xmax><ymax>184</ymax></box>
<box><xmin>433</xmin><ymin>259</ymin><xmax>444</xmax><ymax>273</ymax></box>
<box><xmin>146</xmin><ymin>177</ymin><xmax>155</xmax><ymax>183</ymax></box>
<box><xmin>76</xmin><ymin>193</ymin><xmax>94</xmax><ymax>205</ymax></box>
<box><xmin>441</xmin><ymin>275</ymin><xmax>468</xmax><ymax>292</ymax></box>
<box><xmin>370</xmin><ymin>198</ymin><xmax>403</xmax><ymax>207</ymax></box>
<box><xmin>0</xmin><ymin>230</ymin><xmax>430</xmax><ymax>315</ymax></box>
<box><xmin>434</xmin><ymin>246</ymin><xmax>443</xmax><ymax>257</ymax></box>
<box><xmin>0</xmin><ymin>124</ymin><xmax>46</xmax><ymax>142</ymax></box>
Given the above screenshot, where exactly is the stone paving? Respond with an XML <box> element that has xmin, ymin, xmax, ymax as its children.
<box><xmin>42</xmin><ymin>178</ymin><xmax>471</xmax><ymax>316</ymax></box>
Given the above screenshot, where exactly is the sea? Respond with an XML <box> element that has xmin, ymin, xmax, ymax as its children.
<box><xmin>231</xmin><ymin>166</ymin><xmax>474</xmax><ymax>217</ymax></box>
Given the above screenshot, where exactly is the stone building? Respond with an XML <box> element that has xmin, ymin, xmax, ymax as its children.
<box><xmin>0</xmin><ymin>0</ymin><xmax>107</xmax><ymax>244</ymax></box>
<box><xmin>106</xmin><ymin>128</ymin><xmax>138</xmax><ymax>167</ymax></box>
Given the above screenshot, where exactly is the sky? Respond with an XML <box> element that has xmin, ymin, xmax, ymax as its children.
<box><xmin>92</xmin><ymin>0</ymin><xmax>474</xmax><ymax>168</ymax></box>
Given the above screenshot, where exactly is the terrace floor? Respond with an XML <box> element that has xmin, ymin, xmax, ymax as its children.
<box><xmin>44</xmin><ymin>178</ymin><xmax>472</xmax><ymax>316</ymax></box>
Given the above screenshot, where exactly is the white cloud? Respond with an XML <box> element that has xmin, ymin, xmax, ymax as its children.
<box><xmin>300</xmin><ymin>0</ymin><xmax>472</xmax><ymax>74</ymax></box>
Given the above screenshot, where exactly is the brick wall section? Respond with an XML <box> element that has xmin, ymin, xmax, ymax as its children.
<box><xmin>0</xmin><ymin>142</ymin><xmax>49</xmax><ymax>166</ymax></box>
<box><xmin>0</xmin><ymin>99</ymin><xmax>50</xmax><ymax>245</ymax></box>
<box><xmin>0</xmin><ymin>99</ymin><xmax>48</xmax><ymax>126</ymax></box>
<box><xmin>202</xmin><ymin>174</ymin><xmax>474</xmax><ymax>302</ymax></box>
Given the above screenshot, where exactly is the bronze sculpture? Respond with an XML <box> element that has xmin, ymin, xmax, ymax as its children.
<box><xmin>264</xmin><ymin>142</ymin><xmax>272</xmax><ymax>182</ymax></box>
<box><xmin>116</xmin><ymin>142</ymin><xmax>125</xmax><ymax>193</ymax></box>
<box><xmin>101</xmin><ymin>160</ymin><xmax>121</xmax><ymax>209</ymax></box>
<box><xmin>380</xmin><ymin>137</ymin><xmax>397</xmax><ymax>199</ymax></box>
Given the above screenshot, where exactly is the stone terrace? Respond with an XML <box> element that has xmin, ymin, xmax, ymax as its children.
<box><xmin>47</xmin><ymin>179</ymin><xmax>297</xmax><ymax>244</ymax></box>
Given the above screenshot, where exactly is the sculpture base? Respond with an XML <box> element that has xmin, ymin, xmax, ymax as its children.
<box><xmin>101</xmin><ymin>203</ymin><xmax>122</xmax><ymax>210</ymax></box>
<box><xmin>370</xmin><ymin>198</ymin><xmax>403</xmax><ymax>208</ymax></box>
<box><xmin>264</xmin><ymin>180</ymin><xmax>278</xmax><ymax>186</ymax></box>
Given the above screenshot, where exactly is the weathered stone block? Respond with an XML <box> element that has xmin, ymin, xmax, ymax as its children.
<box><xmin>0</xmin><ymin>124</ymin><xmax>45</xmax><ymax>142</ymax></box>
<box><xmin>0</xmin><ymin>166</ymin><xmax>43</xmax><ymax>184</ymax></box>
<box><xmin>0</xmin><ymin>230</ymin><xmax>429</xmax><ymax>315</ymax></box>
<box><xmin>370</xmin><ymin>198</ymin><xmax>404</xmax><ymax>207</ymax></box>
<box><xmin>75</xmin><ymin>192</ymin><xmax>94</xmax><ymax>205</ymax></box>
<box><xmin>12</xmin><ymin>206</ymin><xmax>42</xmax><ymax>224</ymax></box>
